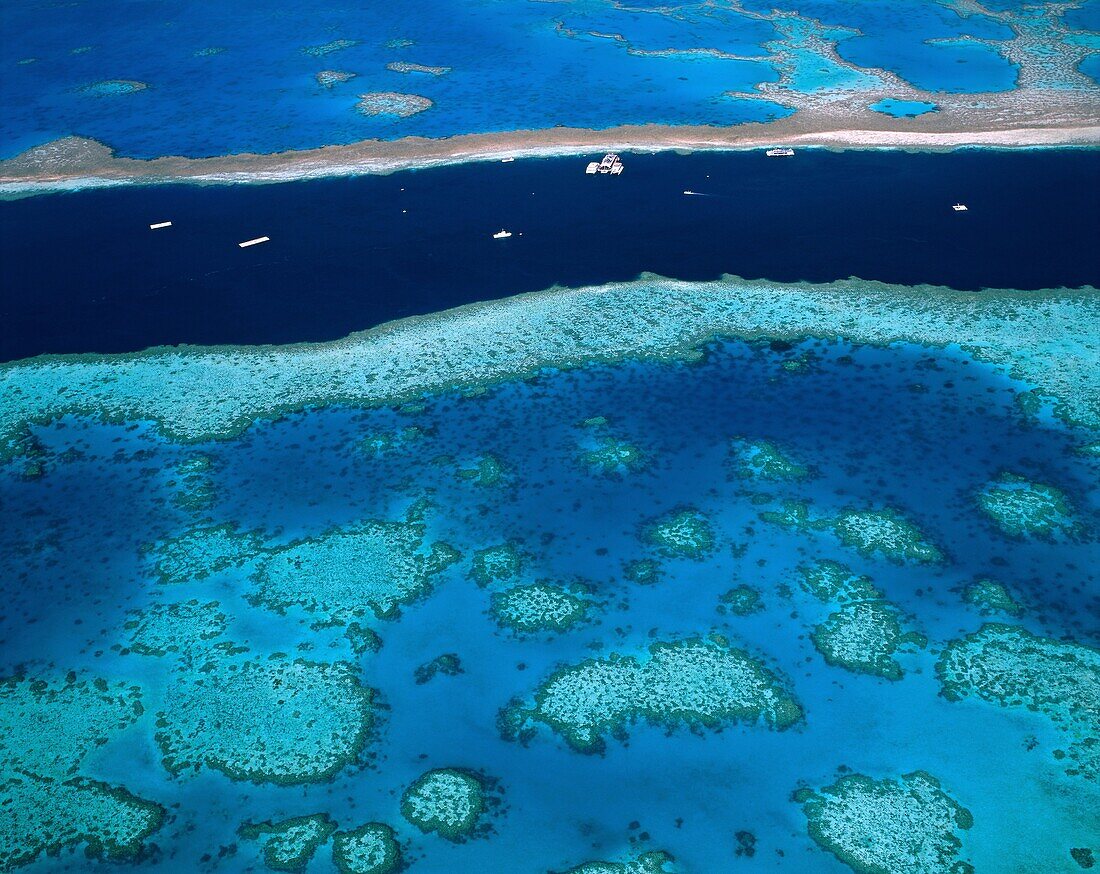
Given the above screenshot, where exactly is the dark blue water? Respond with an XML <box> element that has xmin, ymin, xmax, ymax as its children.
<box><xmin>2</xmin><ymin>150</ymin><xmax>1098</xmax><ymax>362</ymax></box>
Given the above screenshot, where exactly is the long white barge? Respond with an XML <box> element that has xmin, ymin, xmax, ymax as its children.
<box><xmin>149</xmin><ymin>221</ymin><xmax>172</xmax><ymax>229</ymax></box>
<box><xmin>238</xmin><ymin>236</ymin><xmax>270</xmax><ymax>248</ymax></box>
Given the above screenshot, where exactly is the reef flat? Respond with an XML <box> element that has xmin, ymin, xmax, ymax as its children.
<box><xmin>500</xmin><ymin>636</ymin><xmax>802</xmax><ymax>753</ymax></box>
<box><xmin>5</xmin><ymin>277</ymin><xmax>1094</xmax><ymax>466</ymax></box>
<box><xmin>238</xmin><ymin>814</ymin><xmax>338</xmax><ymax>872</ymax></box>
<box><xmin>937</xmin><ymin>624</ymin><xmax>1100</xmax><ymax>780</ymax></box>
<box><xmin>0</xmin><ymin>675</ymin><xmax>165</xmax><ymax>868</ymax></box>
<box><xmin>400</xmin><ymin>768</ymin><xmax>494</xmax><ymax>841</ymax></box>
<box><xmin>796</xmin><ymin>770</ymin><xmax>974</xmax><ymax>874</ymax></box>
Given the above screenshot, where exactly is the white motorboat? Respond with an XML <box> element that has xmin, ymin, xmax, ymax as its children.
<box><xmin>952</xmin><ymin>203</ymin><xmax>968</xmax><ymax>211</ymax></box>
<box><xmin>585</xmin><ymin>161</ymin><xmax>599</xmax><ymax>174</ymax></box>
<box><xmin>766</xmin><ymin>147</ymin><xmax>794</xmax><ymax>157</ymax></box>
<box><xmin>493</xmin><ymin>229</ymin><xmax>512</xmax><ymax>239</ymax></box>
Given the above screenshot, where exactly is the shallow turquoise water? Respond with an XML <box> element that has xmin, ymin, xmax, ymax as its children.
<box><xmin>1</xmin><ymin>0</ymin><xmax>1095</xmax><ymax>159</ymax></box>
<box><xmin>2</xmin><ymin>336</ymin><xmax>1097</xmax><ymax>871</ymax></box>
<box><xmin>869</xmin><ymin>98</ymin><xmax>940</xmax><ymax>117</ymax></box>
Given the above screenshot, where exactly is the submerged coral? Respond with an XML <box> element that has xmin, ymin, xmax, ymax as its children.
<box><xmin>401</xmin><ymin>768</ymin><xmax>494</xmax><ymax>841</ymax></box>
<box><xmin>796</xmin><ymin>770</ymin><xmax>974</xmax><ymax>874</ymax></box>
<box><xmin>976</xmin><ymin>473</ymin><xmax>1080</xmax><ymax>539</ymax></box>
<box><xmin>937</xmin><ymin>624</ymin><xmax>1100</xmax><ymax>780</ymax></box>
<box><xmin>156</xmin><ymin>655</ymin><xmax>375</xmax><ymax>784</ymax></box>
<box><xmin>356</xmin><ymin>92</ymin><xmax>433</xmax><ymax>117</ymax></box>
<box><xmin>501</xmin><ymin>636</ymin><xmax>802</xmax><ymax>753</ymax></box>
<box><xmin>642</xmin><ymin>508</ymin><xmax>716</xmax><ymax>559</ymax></box>
<box><xmin>0</xmin><ymin>675</ymin><xmax>164</xmax><ymax>869</ymax></box>
<box><xmin>332</xmin><ymin>822</ymin><xmax>401</xmax><ymax>874</ymax></box>
<box><xmin>811</xmin><ymin>601</ymin><xmax>926</xmax><ymax>680</ymax></box>
<box><xmin>491</xmin><ymin>582</ymin><xmax>594</xmax><ymax>634</ymax></box>
<box><xmin>239</xmin><ymin>814</ymin><xmax>337</xmax><ymax>872</ymax></box>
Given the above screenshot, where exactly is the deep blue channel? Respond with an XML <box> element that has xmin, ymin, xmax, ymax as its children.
<box><xmin>1</xmin><ymin>149</ymin><xmax>1097</xmax><ymax>362</ymax></box>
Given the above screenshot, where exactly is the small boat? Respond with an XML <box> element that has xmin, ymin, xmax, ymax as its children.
<box><xmin>610</xmin><ymin>162</ymin><xmax>623</xmax><ymax>175</ymax></box>
<box><xmin>766</xmin><ymin>147</ymin><xmax>794</xmax><ymax>157</ymax></box>
<box><xmin>585</xmin><ymin>162</ymin><xmax>599</xmax><ymax>174</ymax></box>
<box><xmin>952</xmin><ymin>203</ymin><xmax>968</xmax><ymax>211</ymax></box>
<box><xmin>149</xmin><ymin>221</ymin><xmax>172</xmax><ymax>230</ymax></box>
<box><xmin>238</xmin><ymin>236</ymin><xmax>270</xmax><ymax>248</ymax></box>
<box><xmin>501</xmin><ymin>157</ymin><xmax>514</xmax><ymax>163</ymax></box>
<box><xmin>493</xmin><ymin>229</ymin><xmax>512</xmax><ymax>239</ymax></box>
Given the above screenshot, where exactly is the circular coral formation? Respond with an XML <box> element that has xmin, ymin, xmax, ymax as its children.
<box><xmin>728</xmin><ymin>437</ymin><xmax>808</xmax><ymax>481</ymax></box>
<box><xmin>642</xmin><ymin>508</ymin><xmax>716</xmax><ymax>559</ymax></box>
<box><xmin>937</xmin><ymin>624</ymin><xmax>1099</xmax><ymax>781</ymax></box>
<box><xmin>401</xmin><ymin>768</ymin><xmax>490</xmax><ymax>841</ymax></box>
<box><xmin>239</xmin><ymin>813</ymin><xmax>337</xmax><ymax>872</ymax></box>
<box><xmin>249</xmin><ymin>506</ymin><xmax>459</xmax><ymax>623</ymax></box>
<box><xmin>124</xmin><ymin>599</ymin><xmax>227</xmax><ymax>657</ymax></box>
<box><xmin>811</xmin><ymin>601</ymin><xmax>926</xmax><ymax>680</ymax></box>
<box><xmin>470</xmin><ymin>541</ymin><xmax>525</xmax><ymax>587</ymax></box>
<box><xmin>976</xmin><ymin>473</ymin><xmax>1080</xmax><ymax>539</ymax></box>
<box><xmin>148</xmin><ymin>523</ymin><xmax>264</xmax><ymax>585</ymax></box>
<box><xmin>797</xmin><ymin>770</ymin><xmax>974</xmax><ymax>874</ymax></box>
<box><xmin>961</xmin><ymin>578</ymin><xmax>1023</xmax><ymax>616</ymax></box>
<box><xmin>156</xmin><ymin>655</ymin><xmax>375</xmax><ymax>784</ymax></box>
<box><xmin>717</xmin><ymin>584</ymin><xmax>764</xmax><ymax>616</ymax></box>
<box><xmin>501</xmin><ymin>636</ymin><xmax>802</xmax><ymax>753</ymax></box>
<box><xmin>0</xmin><ymin>675</ymin><xmax>163</xmax><ymax>869</ymax></box>
<box><xmin>332</xmin><ymin>822</ymin><xmax>401</xmax><ymax>874</ymax></box>
<box><xmin>355</xmin><ymin>92</ymin><xmax>433</xmax><ymax>118</ymax></box>
<box><xmin>491</xmin><ymin>582</ymin><xmax>593</xmax><ymax>634</ymax></box>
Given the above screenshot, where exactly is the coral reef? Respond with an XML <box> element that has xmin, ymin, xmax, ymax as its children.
<box><xmin>356</xmin><ymin>92</ymin><xmax>433</xmax><ymax>117</ymax></box>
<box><xmin>302</xmin><ymin>39</ymin><xmax>360</xmax><ymax>56</ymax></box>
<box><xmin>501</xmin><ymin>636</ymin><xmax>802</xmax><ymax>753</ymax></box>
<box><xmin>555</xmin><ymin>850</ymin><xmax>676</xmax><ymax>874</ymax></box>
<box><xmin>0</xmin><ymin>674</ymin><xmax>164</xmax><ymax>869</ymax></box>
<box><xmin>414</xmin><ymin>653</ymin><xmax>464</xmax><ymax>685</ymax></box>
<box><xmin>239</xmin><ymin>814</ymin><xmax>337</xmax><ymax>872</ymax></box>
<box><xmin>400</xmin><ymin>768</ymin><xmax>493</xmax><ymax>841</ymax></box>
<box><xmin>386</xmin><ymin>61</ymin><xmax>450</xmax><ymax>75</ymax></box>
<box><xmin>728</xmin><ymin>437</ymin><xmax>808</xmax><ymax>481</ymax></box>
<box><xmin>642</xmin><ymin>508</ymin><xmax>716</xmax><ymax>559</ymax></box>
<box><xmin>976</xmin><ymin>472</ymin><xmax>1080</xmax><ymax>539</ymax></box>
<box><xmin>124</xmin><ymin>599</ymin><xmax>227</xmax><ymax>657</ymax></box>
<box><xmin>470</xmin><ymin>541</ymin><xmax>525</xmax><ymax>587</ymax></box>
<box><xmin>796</xmin><ymin>770</ymin><xmax>974</xmax><ymax>874</ymax></box>
<box><xmin>961</xmin><ymin>578</ymin><xmax>1023</xmax><ymax>616</ymax></box>
<box><xmin>811</xmin><ymin>601</ymin><xmax>926</xmax><ymax>680</ymax></box>
<box><xmin>156</xmin><ymin>655</ymin><xmax>375</xmax><ymax>784</ymax></box>
<box><xmin>147</xmin><ymin>523</ymin><xmax>264</xmax><ymax>585</ymax></box>
<box><xmin>937</xmin><ymin>624</ymin><xmax>1099</xmax><ymax>780</ymax></box>
<box><xmin>717</xmin><ymin>584</ymin><xmax>764</xmax><ymax>616</ymax></box>
<box><xmin>332</xmin><ymin>822</ymin><xmax>401</xmax><ymax>874</ymax></box>
<box><xmin>491</xmin><ymin>582</ymin><xmax>594</xmax><ymax>634</ymax></box>
<box><xmin>317</xmin><ymin>70</ymin><xmax>357</xmax><ymax>88</ymax></box>
<box><xmin>248</xmin><ymin>503</ymin><xmax>459</xmax><ymax>624</ymax></box>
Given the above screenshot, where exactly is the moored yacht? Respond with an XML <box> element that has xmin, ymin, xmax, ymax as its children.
<box><xmin>766</xmin><ymin>147</ymin><xmax>794</xmax><ymax>157</ymax></box>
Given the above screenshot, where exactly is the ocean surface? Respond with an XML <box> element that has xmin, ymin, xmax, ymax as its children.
<box><xmin>2</xmin><ymin>0</ymin><xmax>1098</xmax><ymax>159</ymax></box>
<box><xmin>2</xmin><ymin>149</ymin><xmax>1099</xmax><ymax>361</ymax></box>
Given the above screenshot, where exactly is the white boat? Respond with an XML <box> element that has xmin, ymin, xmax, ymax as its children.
<box><xmin>238</xmin><ymin>236</ymin><xmax>270</xmax><ymax>248</ymax></box>
<box><xmin>149</xmin><ymin>221</ymin><xmax>172</xmax><ymax>230</ymax></box>
<box><xmin>610</xmin><ymin>162</ymin><xmax>623</xmax><ymax>175</ymax></box>
<box><xmin>952</xmin><ymin>203</ymin><xmax>968</xmax><ymax>211</ymax></box>
<box><xmin>501</xmin><ymin>157</ymin><xmax>514</xmax><ymax>163</ymax></box>
<box><xmin>766</xmin><ymin>147</ymin><xmax>794</xmax><ymax>157</ymax></box>
<box><xmin>493</xmin><ymin>229</ymin><xmax>512</xmax><ymax>239</ymax></box>
<box><xmin>585</xmin><ymin>161</ymin><xmax>599</xmax><ymax>174</ymax></box>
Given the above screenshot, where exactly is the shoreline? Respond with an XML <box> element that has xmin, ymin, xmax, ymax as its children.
<box><xmin>3</xmin><ymin>118</ymin><xmax>1099</xmax><ymax>199</ymax></box>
